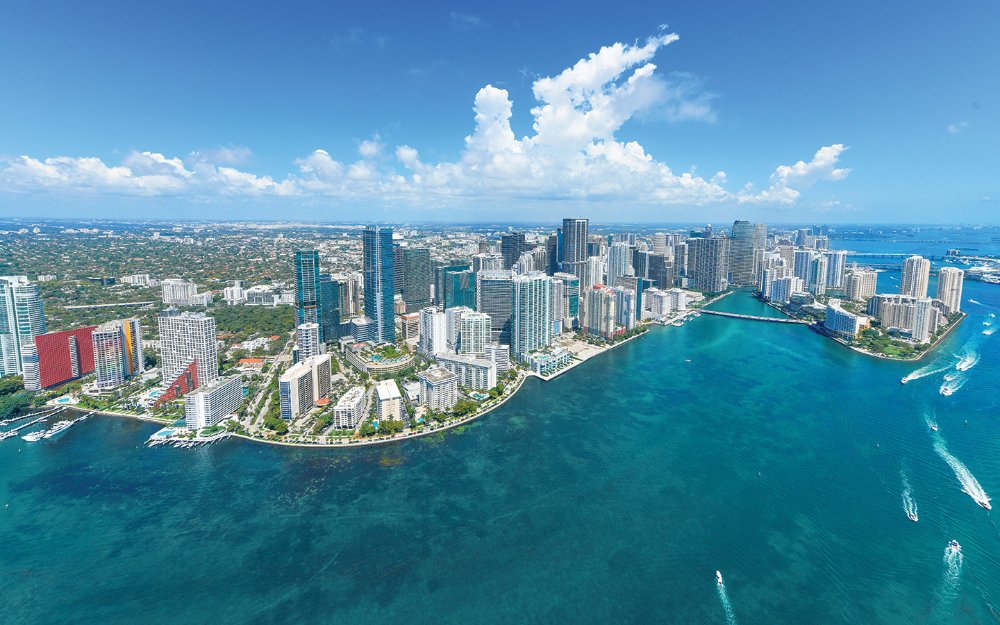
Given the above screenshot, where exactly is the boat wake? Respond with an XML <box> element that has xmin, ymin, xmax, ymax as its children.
<box><xmin>943</xmin><ymin>370</ymin><xmax>959</xmax><ymax>382</ymax></box>
<box><xmin>901</xmin><ymin>361</ymin><xmax>952</xmax><ymax>384</ymax></box>
<box><xmin>939</xmin><ymin>375</ymin><xmax>966</xmax><ymax>396</ymax></box>
<box><xmin>933</xmin><ymin>435</ymin><xmax>992</xmax><ymax>510</ymax></box>
<box><xmin>932</xmin><ymin>540</ymin><xmax>964</xmax><ymax>617</ymax></box>
<box><xmin>715</xmin><ymin>571</ymin><xmax>739</xmax><ymax>625</ymax></box>
<box><xmin>968</xmin><ymin>298</ymin><xmax>981</xmax><ymax>305</ymax></box>
<box><xmin>901</xmin><ymin>470</ymin><xmax>919</xmax><ymax>522</ymax></box>
<box><xmin>955</xmin><ymin>348</ymin><xmax>980</xmax><ymax>372</ymax></box>
<box><xmin>984</xmin><ymin>327</ymin><xmax>997</xmax><ymax>336</ymax></box>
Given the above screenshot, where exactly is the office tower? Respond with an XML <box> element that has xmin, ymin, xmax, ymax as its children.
<box><xmin>501</xmin><ymin>232</ymin><xmax>527</xmax><ymax>270</ymax></box>
<box><xmin>0</xmin><ymin>276</ymin><xmax>46</xmax><ymax>378</ymax></box>
<box><xmin>445</xmin><ymin>306</ymin><xmax>472</xmax><ymax>351</ymax></box>
<box><xmin>822</xmin><ymin>250</ymin><xmax>848</xmax><ymax>289</ymax></box>
<box><xmin>552</xmin><ymin>272</ymin><xmax>580</xmax><ymax>326</ymax></box>
<box><xmin>845</xmin><ymin>268</ymin><xmax>878</xmax><ymax>301</ymax></box>
<box><xmin>295</xmin><ymin>250</ymin><xmax>321</xmax><ymax>328</ymax></box>
<box><xmin>632</xmin><ymin>249</ymin><xmax>651</xmax><ymax>280</ymax></box>
<box><xmin>652</xmin><ymin>233</ymin><xmax>668</xmax><ymax>256</ymax></box>
<box><xmin>645</xmin><ymin>254</ymin><xmax>670</xmax><ymax>290</ymax></box>
<box><xmin>797</xmin><ymin>228</ymin><xmax>811</xmax><ymax>246</ymax></box>
<box><xmin>674</xmin><ymin>242</ymin><xmax>689</xmax><ymax>279</ymax></box>
<box><xmin>729</xmin><ymin>220</ymin><xmax>757</xmax><ymax>286</ymax></box>
<box><xmin>511</xmin><ymin>273</ymin><xmax>553</xmax><ymax>362</ymax></box>
<box><xmin>417</xmin><ymin>307</ymin><xmax>448</xmax><ymax>357</ymax></box>
<box><xmin>459</xmin><ymin>311</ymin><xmax>491</xmax><ymax>356</ymax></box>
<box><xmin>296</xmin><ymin>323</ymin><xmax>321</xmax><ymax>360</ymax></box>
<box><xmin>472</xmin><ymin>253</ymin><xmax>503</xmax><ymax>273</ymax></box>
<box><xmin>435</xmin><ymin>263</ymin><xmax>470</xmax><ymax>308</ymax></box>
<box><xmin>418</xmin><ymin>366</ymin><xmax>459</xmax><ymax>411</ymax></box>
<box><xmin>318</xmin><ymin>273</ymin><xmax>343</xmax><ymax>341</ymax></box>
<box><xmin>582</xmin><ymin>285</ymin><xmax>617</xmax><ymax>339</ymax></box>
<box><xmin>184</xmin><ymin>376</ymin><xmax>242</xmax><ymax>429</ymax></box>
<box><xmin>92</xmin><ymin>319</ymin><xmax>143</xmax><ymax>391</ymax></box>
<box><xmin>687</xmin><ymin>237</ymin><xmax>730</xmax><ymax>292</ymax></box>
<box><xmin>900</xmin><ymin>255</ymin><xmax>931</xmax><ymax>298</ymax></box>
<box><xmin>476</xmin><ymin>270</ymin><xmax>514</xmax><ymax>344</ymax></box>
<box><xmin>158</xmin><ymin>309</ymin><xmax>218</xmax><ymax>389</ymax></box>
<box><xmin>936</xmin><ymin>267</ymin><xmax>964</xmax><ymax>314</ymax></box>
<box><xmin>561</xmin><ymin>218</ymin><xmax>589</xmax><ymax>270</ymax></box>
<box><xmin>607</xmin><ymin>242</ymin><xmax>633</xmax><ymax>287</ymax></box>
<box><xmin>393</xmin><ymin>244</ymin><xmax>405</xmax><ymax>295</ymax></box>
<box><xmin>445</xmin><ymin>269</ymin><xmax>476</xmax><ymax>309</ymax></box>
<box><xmin>587</xmin><ymin>237</ymin><xmax>605</xmax><ymax>258</ymax></box>
<box><xmin>546</xmin><ymin>234</ymin><xmax>560</xmax><ymax>275</ymax></box>
<box><xmin>807</xmin><ymin>254</ymin><xmax>828</xmax><ymax>296</ymax></box>
<box><xmin>363</xmin><ymin>225</ymin><xmax>395</xmax><ymax>343</ymax></box>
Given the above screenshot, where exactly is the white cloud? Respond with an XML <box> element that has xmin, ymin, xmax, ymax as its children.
<box><xmin>0</xmin><ymin>31</ymin><xmax>849</xmax><ymax>208</ymax></box>
<box><xmin>947</xmin><ymin>121</ymin><xmax>969</xmax><ymax>135</ymax></box>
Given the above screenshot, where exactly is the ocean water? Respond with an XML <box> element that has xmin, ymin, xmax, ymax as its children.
<box><xmin>3</xmin><ymin>286</ymin><xmax>1000</xmax><ymax>624</ymax></box>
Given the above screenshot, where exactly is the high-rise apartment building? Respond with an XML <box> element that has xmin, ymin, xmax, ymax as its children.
<box><xmin>606</xmin><ymin>242</ymin><xmax>633</xmax><ymax>288</ymax></box>
<box><xmin>845</xmin><ymin>268</ymin><xmax>878</xmax><ymax>301</ymax></box>
<box><xmin>900</xmin><ymin>255</ymin><xmax>931</xmax><ymax>298</ymax></box>
<box><xmin>823</xmin><ymin>250</ymin><xmax>848</xmax><ymax>289</ymax></box>
<box><xmin>0</xmin><ymin>276</ymin><xmax>46</xmax><ymax>378</ymax></box>
<box><xmin>475</xmin><ymin>269</ymin><xmax>514</xmax><ymax>345</ymax></box>
<box><xmin>158</xmin><ymin>309</ymin><xmax>218</xmax><ymax>389</ymax></box>
<box><xmin>402</xmin><ymin>247</ymin><xmax>432</xmax><ymax>311</ymax></box>
<box><xmin>418</xmin><ymin>307</ymin><xmax>448</xmax><ymax>357</ymax></box>
<box><xmin>511</xmin><ymin>273</ymin><xmax>552</xmax><ymax>362</ymax></box>
<box><xmin>296</xmin><ymin>323</ymin><xmax>321</xmax><ymax>360</ymax></box>
<box><xmin>687</xmin><ymin>237</ymin><xmax>730</xmax><ymax>293</ymax></box>
<box><xmin>363</xmin><ymin>225</ymin><xmax>395</xmax><ymax>343</ymax></box>
<box><xmin>560</xmin><ymin>218</ymin><xmax>589</xmax><ymax>271</ymax></box>
<box><xmin>295</xmin><ymin>250</ymin><xmax>321</xmax><ymax>329</ymax></box>
<box><xmin>729</xmin><ymin>220</ymin><xmax>758</xmax><ymax>286</ymax></box>
<box><xmin>184</xmin><ymin>375</ymin><xmax>243</xmax><ymax>429</ymax></box>
<box><xmin>936</xmin><ymin>267</ymin><xmax>964</xmax><ymax>314</ymax></box>
<box><xmin>458</xmin><ymin>311</ymin><xmax>491</xmax><ymax>356</ymax></box>
<box><xmin>92</xmin><ymin>319</ymin><xmax>143</xmax><ymax>391</ymax></box>
<box><xmin>501</xmin><ymin>232</ymin><xmax>527</xmax><ymax>270</ymax></box>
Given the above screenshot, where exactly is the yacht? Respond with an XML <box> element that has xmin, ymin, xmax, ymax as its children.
<box><xmin>42</xmin><ymin>420</ymin><xmax>73</xmax><ymax>439</ymax></box>
<box><xmin>716</xmin><ymin>571</ymin><xmax>723</xmax><ymax>586</ymax></box>
<box><xmin>21</xmin><ymin>430</ymin><xmax>46</xmax><ymax>442</ymax></box>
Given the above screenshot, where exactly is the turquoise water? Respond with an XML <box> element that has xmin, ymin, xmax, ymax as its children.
<box><xmin>3</xmin><ymin>284</ymin><xmax>1000</xmax><ymax>623</ymax></box>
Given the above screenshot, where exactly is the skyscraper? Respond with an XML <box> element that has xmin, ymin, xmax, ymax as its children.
<box><xmin>363</xmin><ymin>225</ymin><xmax>395</xmax><ymax>343</ymax></box>
<box><xmin>318</xmin><ymin>273</ymin><xmax>343</xmax><ymax>342</ymax></box>
<box><xmin>158</xmin><ymin>309</ymin><xmax>218</xmax><ymax>389</ymax></box>
<box><xmin>0</xmin><ymin>275</ymin><xmax>46</xmax><ymax>378</ymax></box>
<box><xmin>92</xmin><ymin>318</ymin><xmax>144</xmax><ymax>391</ymax></box>
<box><xmin>511</xmin><ymin>273</ymin><xmax>552</xmax><ymax>362</ymax></box>
<box><xmin>475</xmin><ymin>270</ymin><xmax>514</xmax><ymax>345</ymax></box>
<box><xmin>402</xmin><ymin>247</ymin><xmax>432</xmax><ymax>311</ymax></box>
<box><xmin>418</xmin><ymin>307</ymin><xmax>448</xmax><ymax>357</ymax></box>
<box><xmin>296</xmin><ymin>322</ymin><xmax>321</xmax><ymax>360</ymax></box>
<box><xmin>936</xmin><ymin>267</ymin><xmax>964</xmax><ymax>314</ymax></box>
<box><xmin>459</xmin><ymin>311</ymin><xmax>491</xmax><ymax>356</ymax></box>
<box><xmin>434</xmin><ymin>263</ymin><xmax>470</xmax><ymax>308</ymax></box>
<box><xmin>729</xmin><ymin>220</ymin><xmax>757</xmax><ymax>286</ymax></box>
<box><xmin>501</xmin><ymin>232</ymin><xmax>527</xmax><ymax>270</ymax></box>
<box><xmin>823</xmin><ymin>250</ymin><xmax>848</xmax><ymax>289</ymax></box>
<box><xmin>295</xmin><ymin>250</ymin><xmax>321</xmax><ymax>328</ymax></box>
<box><xmin>688</xmin><ymin>237</ymin><xmax>730</xmax><ymax>292</ymax></box>
<box><xmin>444</xmin><ymin>269</ymin><xmax>476</xmax><ymax>310</ymax></box>
<box><xmin>900</xmin><ymin>255</ymin><xmax>931</xmax><ymax>298</ymax></box>
<box><xmin>606</xmin><ymin>242</ymin><xmax>633</xmax><ymax>287</ymax></box>
<box><xmin>560</xmin><ymin>218</ymin><xmax>589</xmax><ymax>269</ymax></box>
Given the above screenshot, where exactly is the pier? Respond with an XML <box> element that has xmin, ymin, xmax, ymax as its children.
<box><xmin>0</xmin><ymin>408</ymin><xmax>64</xmax><ymax>440</ymax></box>
<box><xmin>699</xmin><ymin>309</ymin><xmax>811</xmax><ymax>324</ymax></box>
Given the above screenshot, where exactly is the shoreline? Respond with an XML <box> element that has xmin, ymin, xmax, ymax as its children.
<box><xmin>812</xmin><ymin>311</ymin><xmax>967</xmax><ymax>362</ymax></box>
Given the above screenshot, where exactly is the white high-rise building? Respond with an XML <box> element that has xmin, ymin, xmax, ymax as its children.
<box><xmin>375</xmin><ymin>379</ymin><xmax>404</xmax><ymax>421</ymax></box>
<box><xmin>418</xmin><ymin>307</ymin><xmax>448</xmax><ymax>357</ymax></box>
<box><xmin>158</xmin><ymin>309</ymin><xmax>218</xmax><ymax>387</ymax></box>
<box><xmin>445</xmin><ymin>306</ymin><xmax>472</xmax><ymax>351</ymax></box>
<box><xmin>278</xmin><ymin>354</ymin><xmax>331</xmax><ymax>420</ymax></box>
<box><xmin>511</xmin><ymin>273</ymin><xmax>553</xmax><ymax>362</ymax></box>
<box><xmin>485</xmin><ymin>343</ymin><xmax>510</xmax><ymax>374</ymax></box>
<box><xmin>807</xmin><ymin>254</ymin><xmax>828</xmax><ymax>296</ymax></box>
<box><xmin>912</xmin><ymin>297</ymin><xmax>937</xmax><ymax>342</ymax></box>
<box><xmin>458</xmin><ymin>311</ymin><xmax>491</xmax><ymax>356</ymax></box>
<box><xmin>824</xmin><ymin>299</ymin><xmax>870</xmax><ymax>339</ymax></box>
<box><xmin>0</xmin><ymin>276</ymin><xmax>46</xmax><ymax>378</ymax></box>
<box><xmin>823</xmin><ymin>250</ymin><xmax>848</xmax><ymax>289</ymax></box>
<box><xmin>161</xmin><ymin>279</ymin><xmax>212</xmax><ymax>306</ymax></box>
<box><xmin>223</xmin><ymin>280</ymin><xmax>246</xmax><ymax>305</ymax></box>
<box><xmin>606</xmin><ymin>242</ymin><xmax>633</xmax><ymax>287</ymax></box>
<box><xmin>770</xmin><ymin>276</ymin><xmax>805</xmax><ymax>304</ymax></box>
<box><xmin>900</xmin><ymin>255</ymin><xmax>931</xmax><ymax>298</ymax></box>
<box><xmin>845</xmin><ymin>268</ymin><xmax>878</xmax><ymax>301</ymax></box>
<box><xmin>296</xmin><ymin>323</ymin><xmax>322</xmax><ymax>360</ymax></box>
<box><xmin>936</xmin><ymin>267</ymin><xmax>964</xmax><ymax>314</ymax></box>
<box><xmin>582</xmin><ymin>284</ymin><xmax>617</xmax><ymax>339</ymax></box>
<box><xmin>184</xmin><ymin>375</ymin><xmax>243</xmax><ymax>429</ymax></box>
<box><xmin>333</xmin><ymin>386</ymin><xmax>366</xmax><ymax>428</ymax></box>
<box><xmin>652</xmin><ymin>233</ymin><xmax>669</xmax><ymax>256</ymax></box>
<box><xmin>417</xmin><ymin>366</ymin><xmax>459</xmax><ymax>411</ymax></box>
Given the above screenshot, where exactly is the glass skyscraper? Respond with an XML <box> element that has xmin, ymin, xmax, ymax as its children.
<box><xmin>363</xmin><ymin>225</ymin><xmax>395</xmax><ymax>343</ymax></box>
<box><xmin>295</xmin><ymin>250</ymin><xmax>321</xmax><ymax>328</ymax></box>
<box><xmin>0</xmin><ymin>275</ymin><xmax>46</xmax><ymax>378</ymax></box>
<box><xmin>402</xmin><ymin>247</ymin><xmax>432</xmax><ymax>311</ymax></box>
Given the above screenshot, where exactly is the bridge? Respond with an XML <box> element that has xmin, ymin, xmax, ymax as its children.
<box><xmin>699</xmin><ymin>309</ymin><xmax>811</xmax><ymax>324</ymax></box>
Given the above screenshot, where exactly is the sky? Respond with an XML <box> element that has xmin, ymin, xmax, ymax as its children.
<box><xmin>0</xmin><ymin>1</ymin><xmax>998</xmax><ymax>224</ymax></box>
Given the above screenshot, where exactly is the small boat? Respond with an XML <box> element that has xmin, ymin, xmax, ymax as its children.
<box><xmin>979</xmin><ymin>499</ymin><xmax>992</xmax><ymax>511</ymax></box>
<box><xmin>716</xmin><ymin>571</ymin><xmax>723</xmax><ymax>586</ymax></box>
<box><xmin>930</xmin><ymin>423</ymin><xmax>939</xmax><ymax>432</ymax></box>
<box><xmin>907</xmin><ymin>511</ymin><xmax>918</xmax><ymax>522</ymax></box>
<box><xmin>900</xmin><ymin>378</ymin><xmax>908</xmax><ymax>385</ymax></box>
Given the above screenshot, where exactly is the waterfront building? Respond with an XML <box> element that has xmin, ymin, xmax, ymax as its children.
<box><xmin>613</xmin><ymin>287</ymin><xmax>637</xmax><ymax>332</ymax></box>
<box><xmin>344</xmin><ymin>342</ymin><xmax>414</xmax><ymax>376</ymax></box>
<box><xmin>279</xmin><ymin>354</ymin><xmax>331</xmax><ymax>420</ymax></box>
<box><xmin>549</xmin><ymin>278</ymin><xmax>565</xmax><ymax>335</ymax></box>
<box><xmin>511</xmin><ymin>272</ymin><xmax>553</xmax><ymax>362</ymax></box>
<box><xmin>436</xmin><ymin>352</ymin><xmax>497</xmax><ymax>390</ymax></box>
<box><xmin>92</xmin><ymin>319</ymin><xmax>143</xmax><ymax>391</ymax></box>
<box><xmin>900</xmin><ymin>255</ymin><xmax>931</xmax><ymax>298</ymax></box>
<box><xmin>401</xmin><ymin>247</ymin><xmax>432</xmax><ymax>311</ymax></box>
<box><xmin>607</xmin><ymin>242</ymin><xmax>633</xmax><ymax>288</ymax></box>
<box><xmin>475</xmin><ymin>269</ymin><xmax>514</xmax><ymax>345</ymax></box>
<box><xmin>158</xmin><ymin>309</ymin><xmax>218</xmax><ymax>390</ymax></box>
<box><xmin>184</xmin><ymin>375</ymin><xmax>242</xmax><ymax>430</ymax></box>
<box><xmin>729</xmin><ymin>220</ymin><xmax>759</xmax><ymax>286</ymax></box>
<box><xmin>161</xmin><ymin>278</ymin><xmax>212</xmax><ymax>306</ymax></box>
<box><xmin>644</xmin><ymin>288</ymin><xmax>672</xmax><ymax>318</ymax></box>
<box><xmin>295</xmin><ymin>250</ymin><xmax>321</xmax><ymax>328</ymax></box>
<box><xmin>526</xmin><ymin>347</ymin><xmax>573</xmax><ymax>377</ymax></box>
<box><xmin>552</xmin><ymin>272</ymin><xmax>580</xmax><ymax>328</ymax></box>
<box><xmin>27</xmin><ymin>326</ymin><xmax>97</xmax><ymax>391</ymax></box>
<box><xmin>845</xmin><ymin>268</ymin><xmax>878</xmax><ymax>301</ymax></box>
<box><xmin>912</xmin><ymin>297</ymin><xmax>938</xmax><ymax>342</ymax></box>
<box><xmin>362</xmin><ymin>225</ymin><xmax>395</xmax><ymax>343</ymax></box>
<box><xmin>823</xmin><ymin>250</ymin><xmax>848</xmax><ymax>289</ymax></box>
<box><xmin>417</xmin><ymin>366</ymin><xmax>459</xmax><ymax>411</ymax></box>
<box><xmin>445</xmin><ymin>306</ymin><xmax>472</xmax><ymax>351</ymax></box>
<box><xmin>375</xmin><ymin>379</ymin><xmax>404</xmax><ymax>421</ymax></box>
<box><xmin>501</xmin><ymin>232</ymin><xmax>528</xmax><ymax>270</ymax></box>
<box><xmin>296</xmin><ymin>323</ymin><xmax>321</xmax><ymax>360</ymax></box>
<box><xmin>759</xmin><ymin>264</ymin><xmax>788</xmax><ymax>300</ymax></box>
<box><xmin>417</xmin><ymin>307</ymin><xmax>448</xmax><ymax>357</ymax></box>
<box><xmin>867</xmin><ymin>294</ymin><xmax>942</xmax><ymax>342</ymax></box>
<box><xmin>0</xmin><ymin>276</ymin><xmax>46</xmax><ymax>378</ymax></box>
<box><xmin>770</xmin><ymin>276</ymin><xmax>805</xmax><ymax>305</ymax></box>
<box><xmin>936</xmin><ymin>267</ymin><xmax>965</xmax><ymax>314</ymax></box>
<box><xmin>332</xmin><ymin>386</ymin><xmax>366</xmax><ymax>428</ymax></box>
<box><xmin>582</xmin><ymin>284</ymin><xmax>617</xmax><ymax>339</ymax></box>
<box><xmin>824</xmin><ymin>299</ymin><xmax>870</xmax><ymax>339</ymax></box>
<box><xmin>459</xmin><ymin>311</ymin><xmax>491</xmax><ymax>356</ymax></box>
<box><xmin>485</xmin><ymin>343</ymin><xmax>511</xmax><ymax>374</ymax></box>
<box><xmin>687</xmin><ymin>236</ymin><xmax>730</xmax><ymax>293</ymax></box>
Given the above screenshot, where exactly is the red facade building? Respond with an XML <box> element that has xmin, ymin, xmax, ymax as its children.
<box><xmin>34</xmin><ymin>326</ymin><xmax>97</xmax><ymax>389</ymax></box>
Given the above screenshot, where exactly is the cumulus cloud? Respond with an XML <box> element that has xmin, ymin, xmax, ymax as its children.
<box><xmin>0</xmin><ymin>31</ymin><xmax>849</xmax><ymax>207</ymax></box>
<box><xmin>947</xmin><ymin>121</ymin><xmax>969</xmax><ymax>135</ymax></box>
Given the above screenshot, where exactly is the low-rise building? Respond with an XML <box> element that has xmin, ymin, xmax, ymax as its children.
<box><xmin>824</xmin><ymin>299</ymin><xmax>870</xmax><ymax>339</ymax></box>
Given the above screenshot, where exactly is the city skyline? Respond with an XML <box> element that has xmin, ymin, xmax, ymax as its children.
<box><xmin>1</xmin><ymin>3</ymin><xmax>998</xmax><ymax>223</ymax></box>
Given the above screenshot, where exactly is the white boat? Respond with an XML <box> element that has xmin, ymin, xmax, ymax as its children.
<box><xmin>907</xmin><ymin>510</ymin><xmax>918</xmax><ymax>522</ymax></box>
<box><xmin>948</xmin><ymin>539</ymin><xmax>961</xmax><ymax>551</ymax></box>
<box><xmin>941</xmin><ymin>386</ymin><xmax>956</xmax><ymax>397</ymax></box>
<box><xmin>42</xmin><ymin>420</ymin><xmax>73</xmax><ymax>439</ymax></box>
<box><xmin>956</xmin><ymin>354</ymin><xmax>977</xmax><ymax>371</ymax></box>
<box><xmin>716</xmin><ymin>570</ymin><xmax>723</xmax><ymax>586</ymax></box>
<box><xmin>21</xmin><ymin>430</ymin><xmax>46</xmax><ymax>442</ymax></box>
<box><xmin>930</xmin><ymin>423</ymin><xmax>939</xmax><ymax>432</ymax></box>
<box><xmin>979</xmin><ymin>498</ymin><xmax>992</xmax><ymax>511</ymax></box>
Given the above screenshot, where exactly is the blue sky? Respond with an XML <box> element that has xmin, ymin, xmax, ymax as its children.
<box><xmin>0</xmin><ymin>1</ymin><xmax>997</xmax><ymax>223</ymax></box>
